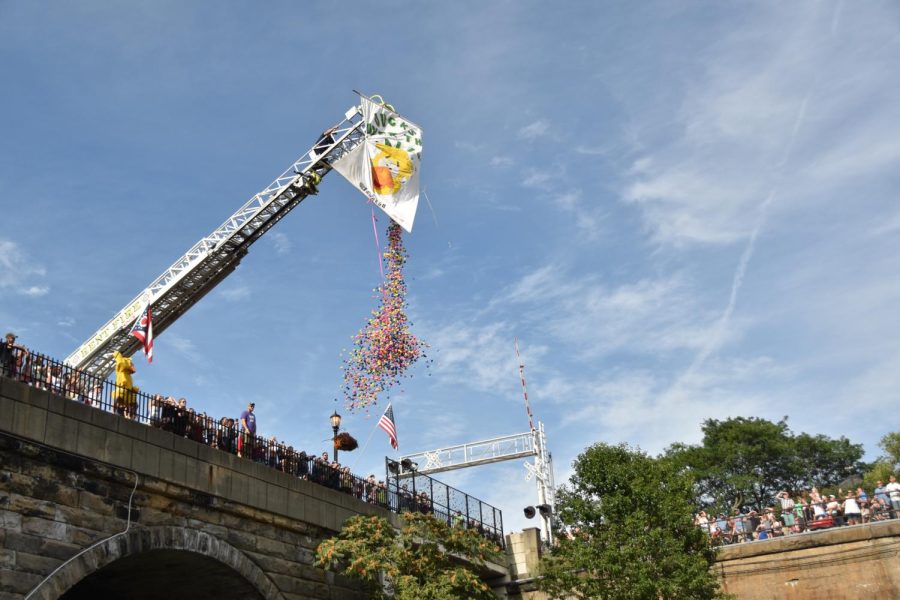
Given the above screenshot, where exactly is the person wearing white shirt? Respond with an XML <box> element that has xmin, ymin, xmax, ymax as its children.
<box><xmin>885</xmin><ymin>475</ymin><xmax>900</xmax><ymax>517</ymax></box>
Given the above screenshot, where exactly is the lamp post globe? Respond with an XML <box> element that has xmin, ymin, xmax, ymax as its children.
<box><xmin>330</xmin><ymin>410</ymin><xmax>342</xmax><ymax>462</ymax></box>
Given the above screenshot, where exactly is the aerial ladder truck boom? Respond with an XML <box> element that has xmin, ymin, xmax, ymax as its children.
<box><xmin>66</xmin><ymin>104</ymin><xmax>366</xmax><ymax>378</ymax></box>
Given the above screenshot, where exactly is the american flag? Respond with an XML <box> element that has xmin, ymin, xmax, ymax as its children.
<box><xmin>378</xmin><ymin>403</ymin><xmax>398</xmax><ymax>450</ymax></box>
<box><xmin>130</xmin><ymin>303</ymin><xmax>153</xmax><ymax>363</ymax></box>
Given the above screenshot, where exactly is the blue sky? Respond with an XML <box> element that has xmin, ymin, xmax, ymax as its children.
<box><xmin>2</xmin><ymin>1</ymin><xmax>899</xmax><ymax>535</ymax></box>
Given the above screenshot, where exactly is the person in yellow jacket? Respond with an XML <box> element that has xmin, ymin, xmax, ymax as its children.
<box><xmin>113</xmin><ymin>351</ymin><xmax>139</xmax><ymax>419</ymax></box>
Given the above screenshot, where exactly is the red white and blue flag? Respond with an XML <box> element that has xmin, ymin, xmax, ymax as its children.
<box><xmin>130</xmin><ymin>303</ymin><xmax>153</xmax><ymax>363</ymax></box>
<box><xmin>378</xmin><ymin>403</ymin><xmax>398</xmax><ymax>450</ymax></box>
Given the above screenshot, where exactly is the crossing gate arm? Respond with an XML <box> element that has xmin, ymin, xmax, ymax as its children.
<box><xmin>398</xmin><ymin>431</ymin><xmax>536</xmax><ymax>477</ymax></box>
<box><xmin>66</xmin><ymin>105</ymin><xmax>365</xmax><ymax>377</ymax></box>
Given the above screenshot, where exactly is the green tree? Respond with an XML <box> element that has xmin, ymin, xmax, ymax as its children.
<box><xmin>665</xmin><ymin>417</ymin><xmax>864</xmax><ymax>512</ymax></box>
<box><xmin>863</xmin><ymin>431</ymin><xmax>900</xmax><ymax>490</ymax></box>
<box><xmin>539</xmin><ymin>442</ymin><xmax>724</xmax><ymax>600</ymax></box>
<box><xmin>315</xmin><ymin>511</ymin><xmax>500</xmax><ymax>600</ymax></box>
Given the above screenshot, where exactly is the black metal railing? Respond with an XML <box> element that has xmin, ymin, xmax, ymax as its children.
<box><xmin>385</xmin><ymin>458</ymin><xmax>505</xmax><ymax>547</ymax></box>
<box><xmin>0</xmin><ymin>347</ymin><xmax>504</xmax><ymax>546</ymax></box>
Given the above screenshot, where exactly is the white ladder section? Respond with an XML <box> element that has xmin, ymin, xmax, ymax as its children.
<box><xmin>66</xmin><ymin>105</ymin><xmax>365</xmax><ymax>378</ymax></box>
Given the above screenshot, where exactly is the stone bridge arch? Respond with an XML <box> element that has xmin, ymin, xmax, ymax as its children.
<box><xmin>27</xmin><ymin>526</ymin><xmax>284</xmax><ymax>600</ymax></box>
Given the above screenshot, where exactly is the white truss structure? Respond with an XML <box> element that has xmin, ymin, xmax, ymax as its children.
<box><xmin>399</xmin><ymin>421</ymin><xmax>556</xmax><ymax>543</ymax></box>
<box><xmin>66</xmin><ymin>104</ymin><xmax>366</xmax><ymax>378</ymax></box>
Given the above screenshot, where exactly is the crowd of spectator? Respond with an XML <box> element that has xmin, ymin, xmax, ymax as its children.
<box><xmin>696</xmin><ymin>481</ymin><xmax>900</xmax><ymax>545</ymax></box>
<box><xmin>0</xmin><ymin>337</ymin><xmax>504</xmax><ymax>544</ymax></box>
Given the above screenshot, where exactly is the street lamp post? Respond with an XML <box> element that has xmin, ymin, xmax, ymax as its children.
<box><xmin>330</xmin><ymin>410</ymin><xmax>342</xmax><ymax>462</ymax></box>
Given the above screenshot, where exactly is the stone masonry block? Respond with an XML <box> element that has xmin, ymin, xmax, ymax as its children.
<box><xmin>61</xmin><ymin>398</ymin><xmax>93</xmax><ymax>424</ymax></box>
<box><xmin>6</xmin><ymin>495</ymin><xmax>55</xmax><ymax>521</ymax></box>
<box><xmin>116</xmin><ymin>416</ymin><xmax>147</xmax><ymax>442</ymax></box>
<box><xmin>266</xmin><ymin>483</ymin><xmax>289</xmax><ymax>516</ymax></box>
<box><xmin>0</xmin><ymin>567</ymin><xmax>43</xmax><ymax>595</ymax></box>
<box><xmin>171</xmin><ymin>435</ymin><xmax>199</xmax><ymax>459</ymax></box>
<box><xmin>130</xmin><ymin>442</ymin><xmax>160</xmax><ymax>478</ymax></box>
<box><xmin>89</xmin><ymin>408</ymin><xmax>119</xmax><ymax>433</ymax></box>
<box><xmin>171</xmin><ymin>452</ymin><xmax>188</xmax><ymax>485</ymax></box>
<box><xmin>0</xmin><ymin>396</ymin><xmax>14</xmax><ymax>426</ymax></box>
<box><xmin>14</xmin><ymin>551</ymin><xmax>62</xmax><ymax>575</ymax></box>
<box><xmin>0</xmin><ymin>510</ymin><xmax>21</xmax><ymax>532</ymax></box>
<box><xmin>22</xmin><ymin>386</ymin><xmax>49</xmax><ymax>410</ymax></box>
<box><xmin>208</xmin><ymin>465</ymin><xmax>231</xmax><ymax>498</ymax></box>
<box><xmin>21</xmin><ymin>517</ymin><xmax>67</xmax><ymax>541</ymax></box>
<box><xmin>43</xmin><ymin>412</ymin><xmax>78</xmax><ymax>454</ymax></box>
<box><xmin>144</xmin><ymin>425</ymin><xmax>174</xmax><ymax>450</ymax></box>
<box><xmin>101</xmin><ymin>432</ymin><xmax>134</xmax><ymax>470</ymax></box>
<box><xmin>11</xmin><ymin>403</ymin><xmax>46</xmax><ymax>444</ymax></box>
<box><xmin>75</xmin><ymin>422</ymin><xmax>108</xmax><ymax>462</ymax></box>
<box><xmin>0</xmin><ymin>377</ymin><xmax>24</xmax><ymax>401</ymax></box>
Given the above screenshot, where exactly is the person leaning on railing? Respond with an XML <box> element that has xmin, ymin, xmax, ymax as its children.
<box><xmin>0</xmin><ymin>332</ymin><xmax>27</xmax><ymax>379</ymax></box>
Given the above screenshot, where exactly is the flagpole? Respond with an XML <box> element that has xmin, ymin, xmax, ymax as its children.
<box><xmin>349</xmin><ymin>411</ymin><xmax>383</xmax><ymax>470</ymax></box>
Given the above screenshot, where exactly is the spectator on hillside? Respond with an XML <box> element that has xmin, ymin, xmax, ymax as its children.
<box><xmin>874</xmin><ymin>480</ymin><xmax>889</xmax><ymax>509</ymax></box>
<box><xmin>870</xmin><ymin>497</ymin><xmax>889</xmax><ymax>520</ymax></box>
<box><xmin>826</xmin><ymin>495</ymin><xmax>843</xmax><ymax>526</ymax></box>
<box><xmin>746</xmin><ymin>510</ymin><xmax>761</xmax><ymax>534</ymax></box>
<box><xmin>886</xmin><ymin>475</ymin><xmax>900</xmax><ymax>517</ymax></box>
<box><xmin>842</xmin><ymin>491</ymin><xmax>862</xmax><ymax>525</ymax></box>
<box><xmin>694</xmin><ymin>511</ymin><xmax>709</xmax><ymax>533</ymax></box>
<box><xmin>776</xmin><ymin>492</ymin><xmax>796</xmax><ymax>531</ymax></box>
<box><xmin>810</xmin><ymin>488</ymin><xmax>826</xmax><ymax>519</ymax></box>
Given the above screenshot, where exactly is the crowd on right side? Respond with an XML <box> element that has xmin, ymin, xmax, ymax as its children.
<box><xmin>696</xmin><ymin>477</ymin><xmax>900</xmax><ymax>544</ymax></box>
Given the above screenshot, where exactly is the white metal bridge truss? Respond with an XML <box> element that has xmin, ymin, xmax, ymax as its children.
<box><xmin>399</xmin><ymin>421</ymin><xmax>556</xmax><ymax>543</ymax></box>
<box><xmin>66</xmin><ymin>105</ymin><xmax>366</xmax><ymax>378</ymax></box>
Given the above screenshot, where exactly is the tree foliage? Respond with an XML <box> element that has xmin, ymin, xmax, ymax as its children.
<box><xmin>539</xmin><ymin>442</ymin><xmax>723</xmax><ymax>600</ymax></box>
<box><xmin>665</xmin><ymin>417</ymin><xmax>865</xmax><ymax>512</ymax></box>
<box><xmin>315</xmin><ymin>512</ymin><xmax>501</xmax><ymax>600</ymax></box>
<box><xmin>863</xmin><ymin>431</ymin><xmax>900</xmax><ymax>490</ymax></box>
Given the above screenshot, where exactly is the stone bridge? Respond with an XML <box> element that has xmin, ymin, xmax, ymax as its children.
<box><xmin>0</xmin><ymin>377</ymin><xmax>509</xmax><ymax>599</ymax></box>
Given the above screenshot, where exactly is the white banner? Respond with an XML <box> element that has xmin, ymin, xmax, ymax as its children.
<box><xmin>333</xmin><ymin>97</ymin><xmax>422</xmax><ymax>233</ymax></box>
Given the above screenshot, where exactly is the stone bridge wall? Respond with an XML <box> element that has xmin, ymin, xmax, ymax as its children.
<box><xmin>0</xmin><ymin>376</ymin><xmax>405</xmax><ymax>599</ymax></box>
<box><xmin>715</xmin><ymin>520</ymin><xmax>900</xmax><ymax>599</ymax></box>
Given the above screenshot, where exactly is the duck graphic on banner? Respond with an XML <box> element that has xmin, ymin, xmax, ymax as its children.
<box><xmin>332</xmin><ymin>95</ymin><xmax>422</xmax><ymax>233</ymax></box>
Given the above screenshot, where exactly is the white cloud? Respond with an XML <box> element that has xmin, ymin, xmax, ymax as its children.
<box><xmin>521</xmin><ymin>169</ymin><xmax>554</xmax><ymax>190</ymax></box>
<box><xmin>621</xmin><ymin>5</ymin><xmax>900</xmax><ymax>247</ymax></box>
<box><xmin>494</xmin><ymin>265</ymin><xmax>723</xmax><ymax>358</ymax></box>
<box><xmin>220</xmin><ymin>285</ymin><xmax>250</xmax><ymax>302</ymax></box>
<box><xmin>517</xmin><ymin>119</ymin><xmax>550</xmax><ymax>140</ymax></box>
<box><xmin>269</xmin><ymin>231</ymin><xmax>291</xmax><ymax>255</ymax></box>
<box><xmin>424</xmin><ymin>320</ymin><xmax>549</xmax><ymax>398</ymax></box>
<box><xmin>19</xmin><ymin>285</ymin><xmax>49</xmax><ymax>297</ymax></box>
<box><xmin>0</xmin><ymin>239</ymin><xmax>48</xmax><ymax>297</ymax></box>
<box><xmin>490</xmin><ymin>155</ymin><xmax>513</xmax><ymax>168</ymax></box>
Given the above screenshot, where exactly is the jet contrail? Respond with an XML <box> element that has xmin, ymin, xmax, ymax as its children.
<box><xmin>680</xmin><ymin>85</ymin><xmax>812</xmax><ymax>381</ymax></box>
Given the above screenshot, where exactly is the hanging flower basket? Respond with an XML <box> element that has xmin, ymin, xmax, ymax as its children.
<box><xmin>334</xmin><ymin>432</ymin><xmax>359</xmax><ymax>451</ymax></box>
